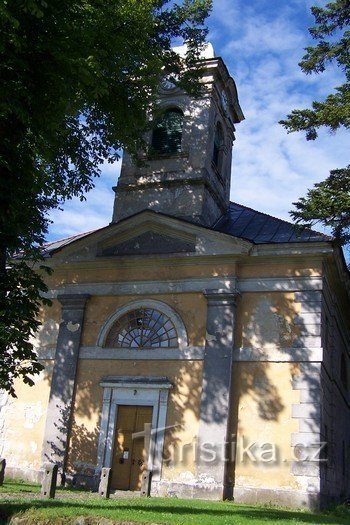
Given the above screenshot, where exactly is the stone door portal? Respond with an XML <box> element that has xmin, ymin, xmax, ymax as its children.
<box><xmin>111</xmin><ymin>405</ymin><xmax>153</xmax><ymax>491</ymax></box>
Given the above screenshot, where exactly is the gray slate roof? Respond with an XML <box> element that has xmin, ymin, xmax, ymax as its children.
<box><xmin>214</xmin><ymin>202</ymin><xmax>329</xmax><ymax>244</ymax></box>
<box><xmin>44</xmin><ymin>202</ymin><xmax>329</xmax><ymax>255</ymax></box>
<box><xmin>41</xmin><ymin>230</ymin><xmax>98</xmax><ymax>256</ymax></box>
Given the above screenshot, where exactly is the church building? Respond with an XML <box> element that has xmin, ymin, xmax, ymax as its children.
<box><xmin>1</xmin><ymin>45</ymin><xmax>350</xmax><ymax>509</ymax></box>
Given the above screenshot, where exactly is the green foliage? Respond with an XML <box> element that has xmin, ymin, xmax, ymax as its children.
<box><xmin>279</xmin><ymin>1</ymin><xmax>349</xmax><ymax>247</ymax></box>
<box><xmin>0</xmin><ymin>0</ymin><xmax>212</xmax><ymax>395</ymax></box>
<box><xmin>291</xmin><ymin>166</ymin><xmax>350</xmax><ymax>244</ymax></box>
<box><xmin>280</xmin><ymin>0</ymin><xmax>350</xmax><ymax>140</ymax></box>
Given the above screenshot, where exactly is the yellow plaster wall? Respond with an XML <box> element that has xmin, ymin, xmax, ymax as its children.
<box><xmin>45</xmin><ymin>258</ymin><xmax>324</xmax><ymax>289</ymax></box>
<box><xmin>46</xmin><ymin>261</ymin><xmax>238</xmax><ymax>288</ymax></box>
<box><xmin>237</xmin><ymin>262</ymin><xmax>322</xmax><ymax>279</ymax></box>
<box><xmin>68</xmin><ymin>359</ymin><xmax>203</xmax><ymax>477</ymax></box>
<box><xmin>81</xmin><ymin>293</ymin><xmax>207</xmax><ymax>347</ymax></box>
<box><xmin>235</xmin><ymin>292</ymin><xmax>301</xmax><ymax>350</ymax></box>
<box><xmin>1</xmin><ymin>362</ymin><xmax>53</xmax><ymax>471</ymax></box>
<box><xmin>231</xmin><ymin>362</ymin><xmax>300</xmax><ymax>489</ymax></box>
<box><xmin>4</xmin><ymin>254</ymin><xmax>323</xmax><ymax>487</ymax></box>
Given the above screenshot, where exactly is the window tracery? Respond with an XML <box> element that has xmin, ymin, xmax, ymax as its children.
<box><xmin>104</xmin><ymin>307</ymin><xmax>178</xmax><ymax>348</ymax></box>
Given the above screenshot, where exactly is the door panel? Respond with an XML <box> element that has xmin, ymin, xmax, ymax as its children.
<box><xmin>111</xmin><ymin>405</ymin><xmax>153</xmax><ymax>491</ymax></box>
<box><xmin>130</xmin><ymin>406</ymin><xmax>153</xmax><ymax>490</ymax></box>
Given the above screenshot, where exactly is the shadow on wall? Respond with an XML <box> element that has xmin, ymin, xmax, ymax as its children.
<box><xmin>229</xmin><ymin>280</ymin><xmax>327</xmax><ymax>508</ymax></box>
<box><xmin>234</xmin><ymin>287</ymin><xmax>321</xmax><ymax>421</ymax></box>
<box><xmin>163</xmin><ymin>361</ymin><xmax>203</xmax><ymax>469</ymax></box>
<box><xmin>42</xmin><ymin>353</ymin><xmax>102</xmax><ymax>484</ymax></box>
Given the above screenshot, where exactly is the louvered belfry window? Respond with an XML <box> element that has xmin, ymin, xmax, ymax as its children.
<box><xmin>212</xmin><ymin>122</ymin><xmax>224</xmax><ymax>169</ymax></box>
<box><xmin>151</xmin><ymin>108</ymin><xmax>184</xmax><ymax>155</ymax></box>
<box><xmin>105</xmin><ymin>308</ymin><xmax>178</xmax><ymax>348</ymax></box>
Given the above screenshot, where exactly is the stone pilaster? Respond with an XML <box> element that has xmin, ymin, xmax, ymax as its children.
<box><xmin>197</xmin><ymin>289</ymin><xmax>238</xmax><ymax>499</ymax></box>
<box><xmin>41</xmin><ymin>294</ymin><xmax>90</xmax><ymax>471</ymax></box>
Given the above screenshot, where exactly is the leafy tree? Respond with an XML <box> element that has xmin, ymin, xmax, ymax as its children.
<box><xmin>0</xmin><ymin>0</ymin><xmax>211</xmax><ymax>395</ymax></box>
<box><xmin>290</xmin><ymin>166</ymin><xmax>350</xmax><ymax>245</ymax></box>
<box><xmin>280</xmin><ymin>0</ymin><xmax>349</xmax><ymax>244</ymax></box>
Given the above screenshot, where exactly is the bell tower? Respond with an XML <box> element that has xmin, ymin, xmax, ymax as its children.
<box><xmin>112</xmin><ymin>45</ymin><xmax>244</xmax><ymax>227</ymax></box>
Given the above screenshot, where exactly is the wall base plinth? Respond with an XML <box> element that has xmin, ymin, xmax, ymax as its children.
<box><xmin>3</xmin><ymin>468</ymin><xmax>339</xmax><ymax>510</ymax></box>
<box><xmin>233</xmin><ymin>485</ymin><xmax>320</xmax><ymax>510</ymax></box>
<box><xmin>151</xmin><ymin>479</ymin><xmax>226</xmax><ymax>500</ymax></box>
<box><xmin>6</xmin><ymin>467</ymin><xmax>43</xmax><ymax>484</ymax></box>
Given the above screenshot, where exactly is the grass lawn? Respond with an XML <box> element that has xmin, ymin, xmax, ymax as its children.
<box><xmin>0</xmin><ymin>479</ymin><xmax>349</xmax><ymax>524</ymax></box>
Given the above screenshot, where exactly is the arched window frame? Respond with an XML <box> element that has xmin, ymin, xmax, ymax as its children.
<box><xmin>212</xmin><ymin>121</ymin><xmax>225</xmax><ymax>175</ymax></box>
<box><xmin>150</xmin><ymin>107</ymin><xmax>184</xmax><ymax>156</ymax></box>
<box><xmin>97</xmin><ymin>299</ymin><xmax>188</xmax><ymax>350</ymax></box>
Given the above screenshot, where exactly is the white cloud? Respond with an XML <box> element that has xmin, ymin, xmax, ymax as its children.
<box><xmin>47</xmin><ymin>159</ymin><xmax>121</xmax><ymax>240</ymax></box>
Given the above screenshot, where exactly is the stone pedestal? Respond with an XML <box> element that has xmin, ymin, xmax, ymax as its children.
<box><xmin>141</xmin><ymin>470</ymin><xmax>152</xmax><ymax>497</ymax></box>
<box><xmin>0</xmin><ymin>458</ymin><xmax>6</xmax><ymax>485</ymax></box>
<box><xmin>98</xmin><ymin>467</ymin><xmax>112</xmax><ymax>498</ymax></box>
<box><xmin>41</xmin><ymin>463</ymin><xmax>58</xmax><ymax>499</ymax></box>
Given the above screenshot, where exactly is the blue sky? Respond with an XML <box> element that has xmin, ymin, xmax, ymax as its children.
<box><xmin>48</xmin><ymin>0</ymin><xmax>348</xmax><ymax>246</ymax></box>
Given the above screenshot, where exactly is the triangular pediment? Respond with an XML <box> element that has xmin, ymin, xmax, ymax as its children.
<box><xmin>99</xmin><ymin>230</ymin><xmax>196</xmax><ymax>256</ymax></box>
<box><xmin>48</xmin><ymin>211</ymin><xmax>252</xmax><ymax>263</ymax></box>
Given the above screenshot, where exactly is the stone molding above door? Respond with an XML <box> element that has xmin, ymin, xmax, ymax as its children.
<box><xmin>95</xmin><ymin>376</ymin><xmax>173</xmax><ymax>490</ymax></box>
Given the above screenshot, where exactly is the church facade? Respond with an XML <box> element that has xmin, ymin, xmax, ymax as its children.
<box><xmin>1</xmin><ymin>48</ymin><xmax>350</xmax><ymax>509</ymax></box>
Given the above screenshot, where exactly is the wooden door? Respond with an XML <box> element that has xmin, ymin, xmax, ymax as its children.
<box><xmin>111</xmin><ymin>405</ymin><xmax>153</xmax><ymax>491</ymax></box>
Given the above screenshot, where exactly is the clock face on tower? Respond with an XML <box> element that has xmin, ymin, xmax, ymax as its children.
<box><xmin>160</xmin><ymin>76</ymin><xmax>177</xmax><ymax>91</ymax></box>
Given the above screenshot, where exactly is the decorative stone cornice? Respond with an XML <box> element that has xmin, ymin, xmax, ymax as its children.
<box><xmin>57</xmin><ymin>293</ymin><xmax>90</xmax><ymax>310</ymax></box>
<box><xmin>204</xmin><ymin>289</ymin><xmax>240</xmax><ymax>306</ymax></box>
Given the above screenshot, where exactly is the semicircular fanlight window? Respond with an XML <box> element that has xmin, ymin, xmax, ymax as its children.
<box><xmin>105</xmin><ymin>308</ymin><xmax>178</xmax><ymax>348</ymax></box>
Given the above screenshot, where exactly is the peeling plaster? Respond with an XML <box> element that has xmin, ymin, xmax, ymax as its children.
<box><xmin>24</xmin><ymin>402</ymin><xmax>42</xmax><ymax>429</ymax></box>
<box><xmin>244</xmin><ymin>296</ymin><xmax>295</xmax><ymax>350</ymax></box>
<box><xmin>67</xmin><ymin>321</ymin><xmax>80</xmax><ymax>332</ymax></box>
<box><xmin>206</xmin><ymin>331</ymin><xmax>217</xmax><ymax>342</ymax></box>
<box><xmin>169</xmin><ymin>471</ymin><xmax>217</xmax><ymax>486</ymax></box>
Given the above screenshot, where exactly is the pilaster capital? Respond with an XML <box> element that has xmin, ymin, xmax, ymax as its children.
<box><xmin>204</xmin><ymin>289</ymin><xmax>240</xmax><ymax>306</ymax></box>
<box><xmin>57</xmin><ymin>293</ymin><xmax>90</xmax><ymax>310</ymax></box>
